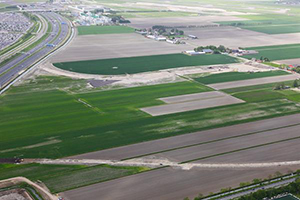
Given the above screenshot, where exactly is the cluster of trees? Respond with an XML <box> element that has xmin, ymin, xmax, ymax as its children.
<box><xmin>260</xmin><ymin>56</ymin><xmax>270</xmax><ymax>62</ymax></box>
<box><xmin>194</xmin><ymin>45</ymin><xmax>228</xmax><ymax>54</ymax></box>
<box><xmin>151</xmin><ymin>26</ymin><xmax>184</xmax><ymax>36</ymax></box>
<box><xmin>274</xmin><ymin>79</ymin><xmax>299</xmax><ymax>90</ymax></box>
<box><xmin>292</xmin><ymin>66</ymin><xmax>300</xmax><ymax>73</ymax></box>
<box><xmin>110</xmin><ymin>15</ymin><xmax>131</xmax><ymax>23</ymax></box>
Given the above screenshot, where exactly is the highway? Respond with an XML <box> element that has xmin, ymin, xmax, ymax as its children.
<box><xmin>0</xmin><ymin>11</ymin><xmax>70</xmax><ymax>90</ymax></box>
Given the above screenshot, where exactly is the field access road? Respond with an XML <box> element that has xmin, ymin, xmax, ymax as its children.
<box><xmin>70</xmin><ymin>113</ymin><xmax>300</xmax><ymax>161</ymax></box>
<box><xmin>0</xmin><ymin>12</ymin><xmax>70</xmax><ymax>91</ymax></box>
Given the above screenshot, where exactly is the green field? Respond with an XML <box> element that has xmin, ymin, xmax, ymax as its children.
<box><xmin>77</xmin><ymin>25</ymin><xmax>135</xmax><ymax>35</ymax></box>
<box><xmin>223</xmin><ymin>80</ymin><xmax>300</xmax><ymax>103</ymax></box>
<box><xmin>53</xmin><ymin>54</ymin><xmax>239</xmax><ymax>75</ymax></box>
<box><xmin>242</xmin><ymin>43</ymin><xmax>300</xmax><ymax>61</ymax></box>
<box><xmin>1</xmin><ymin>76</ymin><xmax>300</xmax><ymax>158</ymax></box>
<box><xmin>193</xmin><ymin>71</ymin><xmax>289</xmax><ymax>84</ymax></box>
<box><xmin>0</xmin><ymin>163</ymin><xmax>147</xmax><ymax>193</ymax></box>
<box><xmin>217</xmin><ymin>14</ymin><xmax>300</xmax><ymax>34</ymax></box>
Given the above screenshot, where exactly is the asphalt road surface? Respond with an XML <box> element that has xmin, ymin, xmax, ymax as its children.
<box><xmin>0</xmin><ymin>11</ymin><xmax>70</xmax><ymax>90</ymax></box>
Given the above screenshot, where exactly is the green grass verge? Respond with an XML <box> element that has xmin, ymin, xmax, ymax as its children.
<box><xmin>53</xmin><ymin>54</ymin><xmax>239</xmax><ymax>75</ymax></box>
<box><xmin>193</xmin><ymin>71</ymin><xmax>289</xmax><ymax>84</ymax></box>
<box><xmin>241</xmin><ymin>43</ymin><xmax>300</xmax><ymax>61</ymax></box>
<box><xmin>1</xmin><ymin>76</ymin><xmax>300</xmax><ymax>158</ymax></box>
<box><xmin>0</xmin><ymin>163</ymin><xmax>148</xmax><ymax>193</ymax></box>
<box><xmin>77</xmin><ymin>25</ymin><xmax>134</xmax><ymax>35</ymax></box>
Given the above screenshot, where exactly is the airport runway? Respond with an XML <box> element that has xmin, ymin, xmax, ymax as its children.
<box><xmin>0</xmin><ymin>12</ymin><xmax>70</xmax><ymax>91</ymax></box>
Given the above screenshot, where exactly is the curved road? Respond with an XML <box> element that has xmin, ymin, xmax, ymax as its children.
<box><xmin>0</xmin><ymin>11</ymin><xmax>70</xmax><ymax>90</ymax></box>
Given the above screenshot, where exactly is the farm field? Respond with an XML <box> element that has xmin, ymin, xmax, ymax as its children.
<box><xmin>50</xmin><ymin>33</ymin><xmax>190</xmax><ymax>62</ymax></box>
<box><xmin>128</xmin><ymin>16</ymin><xmax>244</xmax><ymax>29</ymax></box>
<box><xmin>208</xmin><ymin>74</ymin><xmax>299</xmax><ymax>90</ymax></box>
<box><xmin>77</xmin><ymin>25</ymin><xmax>135</xmax><ymax>35</ymax></box>
<box><xmin>217</xmin><ymin>15</ymin><xmax>300</xmax><ymax>34</ymax></box>
<box><xmin>193</xmin><ymin>71</ymin><xmax>289</xmax><ymax>84</ymax></box>
<box><xmin>0</xmin><ymin>163</ymin><xmax>147</xmax><ymax>193</ymax></box>
<box><xmin>242</xmin><ymin>43</ymin><xmax>300</xmax><ymax>61</ymax></box>
<box><xmin>53</xmin><ymin>54</ymin><xmax>239</xmax><ymax>75</ymax></box>
<box><xmin>1</xmin><ymin>76</ymin><xmax>300</xmax><ymax>158</ymax></box>
<box><xmin>63</xmin><ymin>163</ymin><xmax>300</xmax><ymax>200</ymax></box>
<box><xmin>117</xmin><ymin>11</ymin><xmax>197</xmax><ymax>18</ymax></box>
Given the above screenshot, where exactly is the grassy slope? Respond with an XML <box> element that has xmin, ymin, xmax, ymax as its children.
<box><xmin>242</xmin><ymin>44</ymin><xmax>300</xmax><ymax>61</ymax></box>
<box><xmin>1</xmin><ymin>76</ymin><xmax>300</xmax><ymax>158</ymax></box>
<box><xmin>193</xmin><ymin>71</ymin><xmax>289</xmax><ymax>84</ymax></box>
<box><xmin>77</xmin><ymin>25</ymin><xmax>135</xmax><ymax>35</ymax></box>
<box><xmin>0</xmin><ymin>163</ymin><xmax>147</xmax><ymax>193</ymax></box>
<box><xmin>53</xmin><ymin>54</ymin><xmax>239</xmax><ymax>75</ymax></box>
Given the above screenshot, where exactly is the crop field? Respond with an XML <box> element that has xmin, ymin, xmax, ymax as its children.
<box><xmin>1</xmin><ymin>76</ymin><xmax>300</xmax><ymax>158</ymax></box>
<box><xmin>0</xmin><ymin>163</ymin><xmax>147</xmax><ymax>193</ymax></box>
<box><xmin>223</xmin><ymin>80</ymin><xmax>300</xmax><ymax>103</ymax></box>
<box><xmin>53</xmin><ymin>54</ymin><xmax>239</xmax><ymax>75</ymax></box>
<box><xmin>193</xmin><ymin>71</ymin><xmax>289</xmax><ymax>84</ymax></box>
<box><xmin>117</xmin><ymin>11</ymin><xmax>197</xmax><ymax>18</ymax></box>
<box><xmin>242</xmin><ymin>43</ymin><xmax>300</xmax><ymax>61</ymax></box>
<box><xmin>77</xmin><ymin>25</ymin><xmax>135</xmax><ymax>35</ymax></box>
<box><xmin>217</xmin><ymin>14</ymin><xmax>300</xmax><ymax>34</ymax></box>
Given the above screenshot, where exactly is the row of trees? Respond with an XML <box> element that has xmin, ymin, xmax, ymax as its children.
<box><xmin>238</xmin><ymin>178</ymin><xmax>300</xmax><ymax>200</ymax></box>
<box><xmin>183</xmin><ymin>170</ymin><xmax>300</xmax><ymax>200</ymax></box>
